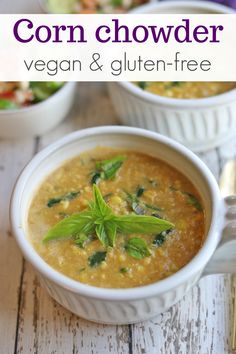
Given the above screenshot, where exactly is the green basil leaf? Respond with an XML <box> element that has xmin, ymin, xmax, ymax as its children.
<box><xmin>47</xmin><ymin>197</ymin><xmax>63</xmax><ymax>208</ymax></box>
<box><xmin>153</xmin><ymin>232</ymin><xmax>166</xmax><ymax>247</ymax></box>
<box><xmin>104</xmin><ymin>221</ymin><xmax>117</xmax><ymax>246</ymax></box>
<box><xmin>43</xmin><ymin>210</ymin><xmax>94</xmax><ymax>242</ymax></box>
<box><xmin>114</xmin><ymin>215</ymin><xmax>174</xmax><ymax>235</ymax></box>
<box><xmin>136</xmin><ymin>185</ymin><xmax>145</xmax><ymax>197</ymax></box>
<box><xmin>184</xmin><ymin>193</ymin><xmax>203</xmax><ymax>211</ymax></box>
<box><xmin>170</xmin><ymin>187</ymin><xmax>202</xmax><ymax>212</ymax></box>
<box><xmin>88</xmin><ymin>251</ymin><xmax>107</xmax><ymax>267</ymax></box>
<box><xmin>124</xmin><ymin>190</ymin><xmax>145</xmax><ymax>215</ymax></box>
<box><xmin>95</xmin><ymin>221</ymin><xmax>117</xmax><ymax>247</ymax></box>
<box><xmin>47</xmin><ymin>191</ymin><xmax>80</xmax><ymax>208</ymax></box>
<box><xmin>95</xmin><ymin>223</ymin><xmax>109</xmax><ymax>247</ymax></box>
<box><xmin>153</xmin><ymin>233</ymin><xmax>166</xmax><ymax>247</ymax></box>
<box><xmin>137</xmin><ymin>82</ymin><xmax>147</xmax><ymax>90</ymax></box>
<box><xmin>153</xmin><ymin>229</ymin><xmax>172</xmax><ymax>247</ymax></box>
<box><xmin>92</xmin><ymin>184</ymin><xmax>112</xmax><ymax>217</ymax></box>
<box><xmin>96</xmin><ymin>155</ymin><xmax>126</xmax><ymax>180</ymax></box>
<box><xmin>125</xmin><ymin>237</ymin><xmax>151</xmax><ymax>259</ymax></box>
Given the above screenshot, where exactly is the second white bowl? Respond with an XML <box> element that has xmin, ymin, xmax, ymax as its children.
<box><xmin>108</xmin><ymin>1</ymin><xmax>236</xmax><ymax>152</ymax></box>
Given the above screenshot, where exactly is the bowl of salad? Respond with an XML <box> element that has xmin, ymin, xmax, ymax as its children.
<box><xmin>0</xmin><ymin>82</ymin><xmax>76</xmax><ymax>138</ymax></box>
<box><xmin>39</xmin><ymin>0</ymin><xmax>150</xmax><ymax>14</ymax></box>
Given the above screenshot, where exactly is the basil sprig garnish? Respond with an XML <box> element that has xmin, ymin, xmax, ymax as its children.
<box><xmin>43</xmin><ymin>185</ymin><xmax>174</xmax><ymax>249</ymax></box>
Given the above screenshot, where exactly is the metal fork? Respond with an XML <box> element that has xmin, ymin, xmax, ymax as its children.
<box><xmin>219</xmin><ymin>159</ymin><xmax>236</xmax><ymax>350</ymax></box>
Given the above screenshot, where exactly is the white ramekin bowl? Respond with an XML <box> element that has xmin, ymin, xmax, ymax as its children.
<box><xmin>107</xmin><ymin>1</ymin><xmax>236</xmax><ymax>152</ymax></box>
<box><xmin>10</xmin><ymin>126</ymin><xmax>236</xmax><ymax>324</ymax></box>
<box><xmin>0</xmin><ymin>82</ymin><xmax>76</xmax><ymax>139</ymax></box>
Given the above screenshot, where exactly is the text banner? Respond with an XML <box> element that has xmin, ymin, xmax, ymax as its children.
<box><xmin>0</xmin><ymin>14</ymin><xmax>235</xmax><ymax>81</ymax></box>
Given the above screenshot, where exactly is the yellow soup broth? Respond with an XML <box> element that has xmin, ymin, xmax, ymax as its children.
<box><xmin>135</xmin><ymin>82</ymin><xmax>236</xmax><ymax>99</ymax></box>
<box><xmin>27</xmin><ymin>147</ymin><xmax>205</xmax><ymax>288</ymax></box>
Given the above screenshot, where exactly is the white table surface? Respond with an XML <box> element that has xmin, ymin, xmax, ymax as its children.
<box><xmin>0</xmin><ymin>1</ymin><xmax>235</xmax><ymax>354</ymax></box>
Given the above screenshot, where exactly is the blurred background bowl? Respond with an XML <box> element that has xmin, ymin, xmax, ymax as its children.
<box><xmin>107</xmin><ymin>1</ymin><xmax>236</xmax><ymax>152</ymax></box>
<box><xmin>0</xmin><ymin>82</ymin><xmax>76</xmax><ymax>139</ymax></box>
<box><xmin>38</xmin><ymin>0</ymin><xmax>155</xmax><ymax>14</ymax></box>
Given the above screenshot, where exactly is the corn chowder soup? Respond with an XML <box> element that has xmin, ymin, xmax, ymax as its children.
<box><xmin>135</xmin><ymin>82</ymin><xmax>236</xmax><ymax>99</ymax></box>
<box><xmin>28</xmin><ymin>147</ymin><xmax>205</xmax><ymax>288</ymax></box>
